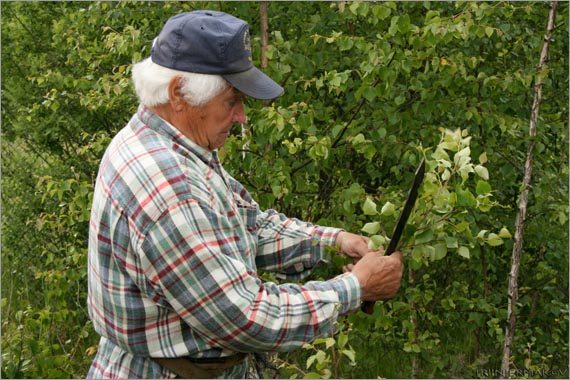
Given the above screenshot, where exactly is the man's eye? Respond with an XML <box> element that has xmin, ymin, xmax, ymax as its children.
<box><xmin>229</xmin><ymin>97</ymin><xmax>242</xmax><ymax>108</ymax></box>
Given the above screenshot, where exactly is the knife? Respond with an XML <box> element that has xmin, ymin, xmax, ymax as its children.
<box><xmin>361</xmin><ymin>159</ymin><xmax>425</xmax><ymax>314</ymax></box>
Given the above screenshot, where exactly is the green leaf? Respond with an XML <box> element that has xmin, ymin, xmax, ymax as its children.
<box><xmin>352</xmin><ymin>133</ymin><xmax>366</xmax><ymax>145</ymax></box>
<box><xmin>499</xmin><ymin>227</ymin><xmax>512</xmax><ymax>239</ymax></box>
<box><xmin>339</xmin><ymin>37</ymin><xmax>354</xmax><ymax>51</ymax></box>
<box><xmin>434</xmin><ymin>186</ymin><xmax>452</xmax><ymax>211</ymax></box>
<box><xmin>389</xmin><ymin>16</ymin><xmax>400</xmax><ymax>36</ymax></box>
<box><xmin>315</xmin><ymin>350</ymin><xmax>326</xmax><ymax>364</ymax></box>
<box><xmin>342</xmin><ymin>349</ymin><xmax>356</xmax><ymax>362</ymax></box>
<box><xmin>333</xmin><ymin>254</ymin><xmax>346</xmax><ymax>268</ymax></box>
<box><xmin>369</xmin><ymin>235</ymin><xmax>386</xmax><ymax>249</ymax></box>
<box><xmin>421</xmin><ymin>245</ymin><xmax>433</xmax><ymax>262</ymax></box>
<box><xmin>456</xmin><ymin>186</ymin><xmax>477</xmax><ymax>207</ymax></box>
<box><xmin>411</xmin><ymin>245</ymin><xmax>424</xmax><ymax>262</ymax></box>
<box><xmin>458</xmin><ymin>246</ymin><xmax>470</xmax><ymax>259</ymax></box>
<box><xmin>477</xmin><ymin>230</ymin><xmax>488</xmax><ymax>239</ymax></box>
<box><xmin>362</xmin><ymin>197</ymin><xmax>378</xmax><ymax>215</ymax></box>
<box><xmin>456</xmin><ymin>221</ymin><xmax>470</xmax><ymax>233</ymax></box>
<box><xmin>381</xmin><ymin>201</ymin><xmax>396</xmax><ymax>216</ymax></box>
<box><xmin>305</xmin><ymin>355</ymin><xmax>318</xmax><ymax>372</ymax></box>
<box><xmin>337</xmin><ymin>332</ymin><xmax>348</xmax><ymax>349</ymax></box>
<box><xmin>313</xmin><ymin>338</ymin><xmax>326</xmax><ymax>346</ymax></box>
<box><xmin>445</xmin><ymin>236</ymin><xmax>459</xmax><ymax>249</ymax></box>
<box><xmin>476</xmin><ymin>180</ymin><xmax>492</xmax><ymax>195</ymax></box>
<box><xmin>432</xmin><ymin>243</ymin><xmax>447</xmax><ymax>261</ymax></box>
<box><xmin>454</xmin><ymin>146</ymin><xmax>471</xmax><ymax>167</ymax></box>
<box><xmin>414</xmin><ymin>229</ymin><xmax>434</xmax><ymax>245</ymax></box>
<box><xmin>475</xmin><ymin>165</ymin><xmax>489</xmax><ymax>180</ymax></box>
<box><xmin>349</xmin><ymin>2</ymin><xmax>360</xmax><ymax>15</ymax></box>
<box><xmin>362</xmin><ymin>222</ymin><xmax>381</xmax><ymax>235</ymax></box>
<box><xmin>441</xmin><ymin>168</ymin><xmax>451</xmax><ymax>181</ymax></box>
<box><xmin>403</xmin><ymin>342</ymin><xmax>421</xmax><ymax>353</ymax></box>
<box><xmin>373</xmin><ymin>5</ymin><xmax>391</xmax><ymax>20</ymax></box>
<box><xmin>487</xmin><ymin>233</ymin><xmax>504</xmax><ymax>246</ymax></box>
<box><xmin>459</xmin><ymin>164</ymin><xmax>475</xmax><ymax>180</ymax></box>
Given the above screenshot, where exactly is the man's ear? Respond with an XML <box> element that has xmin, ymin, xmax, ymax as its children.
<box><xmin>168</xmin><ymin>76</ymin><xmax>187</xmax><ymax>112</ymax></box>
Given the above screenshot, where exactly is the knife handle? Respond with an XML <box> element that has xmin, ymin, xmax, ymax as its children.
<box><xmin>360</xmin><ymin>246</ymin><xmax>396</xmax><ymax>315</ymax></box>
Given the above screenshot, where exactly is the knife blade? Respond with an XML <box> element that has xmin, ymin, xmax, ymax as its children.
<box><xmin>361</xmin><ymin>159</ymin><xmax>425</xmax><ymax>314</ymax></box>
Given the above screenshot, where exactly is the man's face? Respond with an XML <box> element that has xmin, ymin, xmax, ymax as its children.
<box><xmin>183</xmin><ymin>87</ymin><xmax>247</xmax><ymax>151</ymax></box>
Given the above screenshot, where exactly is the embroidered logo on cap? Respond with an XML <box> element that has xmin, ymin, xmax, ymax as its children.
<box><xmin>243</xmin><ymin>29</ymin><xmax>252</xmax><ymax>63</ymax></box>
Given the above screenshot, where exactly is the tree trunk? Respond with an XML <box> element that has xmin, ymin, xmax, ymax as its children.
<box><xmin>500</xmin><ymin>2</ymin><xmax>558</xmax><ymax>377</ymax></box>
<box><xmin>409</xmin><ymin>267</ymin><xmax>420</xmax><ymax>379</ymax></box>
<box><xmin>259</xmin><ymin>1</ymin><xmax>269</xmax><ymax>69</ymax></box>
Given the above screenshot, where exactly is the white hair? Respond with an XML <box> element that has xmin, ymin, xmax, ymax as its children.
<box><xmin>131</xmin><ymin>57</ymin><xmax>229</xmax><ymax>108</ymax></box>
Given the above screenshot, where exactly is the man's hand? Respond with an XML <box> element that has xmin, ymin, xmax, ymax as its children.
<box><xmin>347</xmin><ymin>250</ymin><xmax>404</xmax><ymax>301</ymax></box>
<box><xmin>335</xmin><ymin>231</ymin><xmax>372</xmax><ymax>261</ymax></box>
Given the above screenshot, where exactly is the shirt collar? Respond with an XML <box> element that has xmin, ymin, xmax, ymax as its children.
<box><xmin>137</xmin><ymin>104</ymin><xmax>219</xmax><ymax>166</ymax></box>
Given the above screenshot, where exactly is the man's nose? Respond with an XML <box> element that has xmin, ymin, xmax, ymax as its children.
<box><xmin>232</xmin><ymin>101</ymin><xmax>247</xmax><ymax>124</ymax></box>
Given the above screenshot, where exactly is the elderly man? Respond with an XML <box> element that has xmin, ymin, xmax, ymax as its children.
<box><xmin>87</xmin><ymin>10</ymin><xmax>403</xmax><ymax>379</ymax></box>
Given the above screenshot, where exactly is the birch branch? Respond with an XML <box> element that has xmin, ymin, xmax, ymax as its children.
<box><xmin>500</xmin><ymin>1</ymin><xmax>558</xmax><ymax>377</ymax></box>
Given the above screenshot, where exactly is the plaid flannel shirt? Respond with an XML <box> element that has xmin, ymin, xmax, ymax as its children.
<box><xmin>87</xmin><ymin>105</ymin><xmax>362</xmax><ymax>379</ymax></box>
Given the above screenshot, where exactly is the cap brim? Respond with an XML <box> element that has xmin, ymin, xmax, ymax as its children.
<box><xmin>223</xmin><ymin>66</ymin><xmax>284</xmax><ymax>100</ymax></box>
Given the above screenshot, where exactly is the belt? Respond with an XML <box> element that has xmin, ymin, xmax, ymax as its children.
<box><xmin>153</xmin><ymin>352</ymin><xmax>248</xmax><ymax>379</ymax></box>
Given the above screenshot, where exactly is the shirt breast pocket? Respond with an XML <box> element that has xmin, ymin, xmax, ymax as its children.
<box><xmin>236</xmin><ymin>203</ymin><xmax>258</xmax><ymax>235</ymax></box>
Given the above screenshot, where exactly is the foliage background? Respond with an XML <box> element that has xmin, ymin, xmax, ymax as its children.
<box><xmin>1</xmin><ymin>1</ymin><xmax>568</xmax><ymax>378</ymax></box>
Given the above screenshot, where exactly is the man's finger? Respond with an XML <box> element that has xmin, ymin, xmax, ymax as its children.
<box><xmin>390</xmin><ymin>250</ymin><xmax>403</xmax><ymax>261</ymax></box>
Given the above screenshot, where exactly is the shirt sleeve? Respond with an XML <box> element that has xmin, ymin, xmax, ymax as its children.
<box><xmin>138</xmin><ymin>198</ymin><xmax>362</xmax><ymax>353</ymax></box>
<box><xmin>254</xmin><ymin>208</ymin><xmax>344</xmax><ymax>280</ymax></box>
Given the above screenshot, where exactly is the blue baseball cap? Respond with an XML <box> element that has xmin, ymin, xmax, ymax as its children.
<box><xmin>151</xmin><ymin>10</ymin><xmax>284</xmax><ymax>100</ymax></box>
